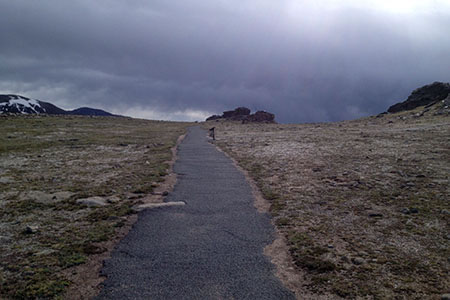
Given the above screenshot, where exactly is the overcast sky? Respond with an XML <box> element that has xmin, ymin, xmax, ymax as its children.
<box><xmin>0</xmin><ymin>0</ymin><xmax>449</xmax><ymax>123</ymax></box>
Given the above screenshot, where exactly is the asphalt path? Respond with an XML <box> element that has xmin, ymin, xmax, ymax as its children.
<box><xmin>97</xmin><ymin>126</ymin><xmax>295</xmax><ymax>299</ymax></box>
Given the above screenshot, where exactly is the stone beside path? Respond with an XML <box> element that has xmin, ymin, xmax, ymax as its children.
<box><xmin>96</xmin><ymin>126</ymin><xmax>295</xmax><ymax>299</ymax></box>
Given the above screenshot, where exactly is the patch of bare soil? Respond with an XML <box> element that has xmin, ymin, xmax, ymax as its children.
<box><xmin>209</xmin><ymin>104</ymin><xmax>449</xmax><ymax>299</ymax></box>
<box><xmin>0</xmin><ymin>115</ymin><xmax>190</xmax><ymax>299</ymax></box>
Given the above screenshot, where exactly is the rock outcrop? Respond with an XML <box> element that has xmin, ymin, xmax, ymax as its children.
<box><xmin>243</xmin><ymin>111</ymin><xmax>275</xmax><ymax>123</ymax></box>
<box><xmin>222</xmin><ymin>107</ymin><xmax>251</xmax><ymax>120</ymax></box>
<box><xmin>388</xmin><ymin>82</ymin><xmax>450</xmax><ymax>113</ymax></box>
<box><xmin>206</xmin><ymin>107</ymin><xmax>276</xmax><ymax>123</ymax></box>
<box><xmin>205</xmin><ymin>115</ymin><xmax>222</xmax><ymax>121</ymax></box>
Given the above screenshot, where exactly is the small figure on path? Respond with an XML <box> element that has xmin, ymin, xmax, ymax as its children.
<box><xmin>209</xmin><ymin>127</ymin><xmax>215</xmax><ymax>140</ymax></box>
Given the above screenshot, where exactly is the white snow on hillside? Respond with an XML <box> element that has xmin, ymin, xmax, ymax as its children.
<box><xmin>0</xmin><ymin>95</ymin><xmax>45</xmax><ymax>114</ymax></box>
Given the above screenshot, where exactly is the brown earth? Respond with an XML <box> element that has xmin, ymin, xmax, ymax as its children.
<box><xmin>208</xmin><ymin>103</ymin><xmax>449</xmax><ymax>299</ymax></box>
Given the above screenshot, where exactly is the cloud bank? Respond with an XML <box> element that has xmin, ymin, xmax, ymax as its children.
<box><xmin>0</xmin><ymin>0</ymin><xmax>449</xmax><ymax>122</ymax></box>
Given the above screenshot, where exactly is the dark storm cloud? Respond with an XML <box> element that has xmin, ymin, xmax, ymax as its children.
<box><xmin>1</xmin><ymin>0</ymin><xmax>449</xmax><ymax>122</ymax></box>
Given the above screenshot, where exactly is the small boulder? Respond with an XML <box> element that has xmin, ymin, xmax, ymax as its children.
<box><xmin>23</xmin><ymin>190</ymin><xmax>74</xmax><ymax>204</ymax></box>
<box><xmin>106</xmin><ymin>196</ymin><xmax>121</xmax><ymax>203</ymax></box>
<box><xmin>76</xmin><ymin>196</ymin><xmax>107</xmax><ymax>207</ymax></box>
<box><xmin>351</xmin><ymin>257</ymin><xmax>365</xmax><ymax>265</ymax></box>
<box><xmin>368</xmin><ymin>211</ymin><xmax>383</xmax><ymax>218</ymax></box>
<box><xmin>0</xmin><ymin>177</ymin><xmax>14</xmax><ymax>184</ymax></box>
<box><xmin>24</xmin><ymin>225</ymin><xmax>39</xmax><ymax>234</ymax></box>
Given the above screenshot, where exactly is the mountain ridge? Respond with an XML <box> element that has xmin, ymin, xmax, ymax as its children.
<box><xmin>0</xmin><ymin>94</ymin><xmax>115</xmax><ymax>116</ymax></box>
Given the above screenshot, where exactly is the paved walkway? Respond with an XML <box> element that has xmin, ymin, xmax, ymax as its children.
<box><xmin>97</xmin><ymin>126</ymin><xmax>295</xmax><ymax>299</ymax></box>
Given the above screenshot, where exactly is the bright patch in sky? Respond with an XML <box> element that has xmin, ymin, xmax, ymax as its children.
<box><xmin>359</xmin><ymin>0</ymin><xmax>448</xmax><ymax>14</ymax></box>
<box><xmin>287</xmin><ymin>0</ymin><xmax>449</xmax><ymax>15</ymax></box>
<box><xmin>116</xmin><ymin>107</ymin><xmax>213</xmax><ymax>122</ymax></box>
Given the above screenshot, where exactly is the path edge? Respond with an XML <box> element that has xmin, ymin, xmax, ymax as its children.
<box><xmin>62</xmin><ymin>131</ymin><xmax>188</xmax><ymax>300</ymax></box>
<box><xmin>211</xmin><ymin>139</ymin><xmax>306</xmax><ymax>299</ymax></box>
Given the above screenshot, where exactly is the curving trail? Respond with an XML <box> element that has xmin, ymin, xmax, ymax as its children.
<box><xmin>97</xmin><ymin>126</ymin><xmax>295</xmax><ymax>299</ymax></box>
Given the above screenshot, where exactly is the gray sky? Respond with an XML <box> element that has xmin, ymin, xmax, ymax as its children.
<box><xmin>1</xmin><ymin>0</ymin><xmax>449</xmax><ymax>123</ymax></box>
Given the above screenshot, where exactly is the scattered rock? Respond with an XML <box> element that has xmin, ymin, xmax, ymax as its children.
<box><xmin>133</xmin><ymin>201</ymin><xmax>185</xmax><ymax>212</ymax></box>
<box><xmin>401</xmin><ymin>207</ymin><xmax>419</xmax><ymax>214</ymax></box>
<box><xmin>0</xmin><ymin>176</ymin><xmax>14</xmax><ymax>184</ymax></box>
<box><xmin>106</xmin><ymin>196</ymin><xmax>121</xmax><ymax>203</ymax></box>
<box><xmin>351</xmin><ymin>257</ymin><xmax>365</xmax><ymax>265</ymax></box>
<box><xmin>434</xmin><ymin>95</ymin><xmax>450</xmax><ymax>115</ymax></box>
<box><xmin>35</xmin><ymin>249</ymin><xmax>57</xmax><ymax>256</ymax></box>
<box><xmin>368</xmin><ymin>211</ymin><xmax>383</xmax><ymax>218</ymax></box>
<box><xmin>401</xmin><ymin>208</ymin><xmax>411</xmax><ymax>214</ymax></box>
<box><xmin>410</xmin><ymin>208</ymin><xmax>419</xmax><ymax>214</ymax></box>
<box><xmin>341</xmin><ymin>256</ymin><xmax>350</xmax><ymax>263</ymax></box>
<box><xmin>162</xmin><ymin>191</ymin><xmax>169</xmax><ymax>196</ymax></box>
<box><xmin>24</xmin><ymin>225</ymin><xmax>39</xmax><ymax>234</ymax></box>
<box><xmin>76</xmin><ymin>196</ymin><xmax>108</xmax><ymax>207</ymax></box>
<box><xmin>23</xmin><ymin>190</ymin><xmax>75</xmax><ymax>204</ymax></box>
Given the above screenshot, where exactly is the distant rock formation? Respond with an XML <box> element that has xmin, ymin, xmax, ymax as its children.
<box><xmin>206</xmin><ymin>107</ymin><xmax>275</xmax><ymax>123</ymax></box>
<box><xmin>205</xmin><ymin>115</ymin><xmax>222</xmax><ymax>121</ymax></box>
<box><xmin>242</xmin><ymin>111</ymin><xmax>275</xmax><ymax>123</ymax></box>
<box><xmin>388</xmin><ymin>82</ymin><xmax>450</xmax><ymax>113</ymax></box>
<box><xmin>222</xmin><ymin>107</ymin><xmax>251</xmax><ymax>120</ymax></box>
<box><xmin>0</xmin><ymin>94</ymin><xmax>116</xmax><ymax>116</ymax></box>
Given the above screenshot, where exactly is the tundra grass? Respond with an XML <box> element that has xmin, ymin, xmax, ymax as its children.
<box><xmin>210</xmin><ymin>106</ymin><xmax>449</xmax><ymax>299</ymax></box>
<box><xmin>0</xmin><ymin>115</ymin><xmax>190</xmax><ymax>299</ymax></box>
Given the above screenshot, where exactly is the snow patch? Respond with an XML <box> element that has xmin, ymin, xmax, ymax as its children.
<box><xmin>0</xmin><ymin>95</ymin><xmax>44</xmax><ymax>114</ymax></box>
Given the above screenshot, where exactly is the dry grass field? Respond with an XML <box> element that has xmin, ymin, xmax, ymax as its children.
<box><xmin>210</xmin><ymin>105</ymin><xmax>449</xmax><ymax>299</ymax></box>
<box><xmin>0</xmin><ymin>115</ymin><xmax>189</xmax><ymax>299</ymax></box>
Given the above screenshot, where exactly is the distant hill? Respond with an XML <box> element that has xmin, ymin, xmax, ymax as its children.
<box><xmin>67</xmin><ymin>107</ymin><xmax>114</xmax><ymax>116</ymax></box>
<box><xmin>388</xmin><ymin>82</ymin><xmax>450</xmax><ymax>113</ymax></box>
<box><xmin>0</xmin><ymin>94</ymin><xmax>115</xmax><ymax>116</ymax></box>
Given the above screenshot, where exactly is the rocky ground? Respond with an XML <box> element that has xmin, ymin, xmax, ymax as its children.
<box><xmin>0</xmin><ymin>115</ymin><xmax>189</xmax><ymax>299</ymax></box>
<box><xmin>209</xmin><ymin>103</ymin><xmax>449</xmax><ymax>299</ymax></box>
